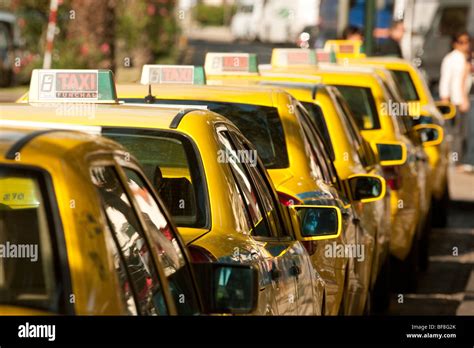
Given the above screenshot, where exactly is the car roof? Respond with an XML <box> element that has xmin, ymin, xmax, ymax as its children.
<box><xmin>116</xmin><ymin>83</ymin><xmax>283</xmax><ymax>107</ymax></box>
<box><xmin>318</xmin><ymin>63</ymin><xmax>379</xmax><ymax>74</ymax></box>
<box><xmin>0</xmin><ymin>102</ymin><xmax>233</xmax><ymax>141</ymax></box>
<box><xmin>0</xmin><ymin>124</ymin><xmax>125</xmax><ymax>164</ymax></box>
<box><xmin>2</xmin><ymin>102</ymin><xmax>190</xmax><ymax>129</ymax></box>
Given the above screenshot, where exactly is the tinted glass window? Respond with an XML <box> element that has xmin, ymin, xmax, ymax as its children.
<box><xmin>0</xmin><ymin>167</ymin><xmax>60</xmax><ymax>312</ymax></box>
<box><xmin>391</xmin><ymin>70</ymin><xmax>419</xmax><ymax>102</ymax></box>
<box><xmin>217</xmin><ymin>130</ymin><xmax>272</xmax><ymax>238</ymax></box>
<box><xmin>91</xmin><ymin>166</ymin><xmax>167</xmax><ymax>315</ymax></box>
<box><xmin>104</xmin><ymin>129</ymin><xmax>208</xmax><ymax>229</ymax></box>
<box><xmin>301</xmin><ymin>102</ymin><xmax>335</xmax><ymax>161</ymax></box>
<box><xmin>123</xmin><ymin>168</ymin><xmax>200</xmax><ymax>315</ymax></box>
<box><xmin>296</xmin><ymin>105</ymin><xmax>335</xmax><ymax>184</ymax></box>
<box><xmin>122</xmin><ymin>99</ymin><xmax>289</xmax><ymax>169</ymax></box>
<box><xmin>231</xmin><ymin>133</ymin><xmax>285</xmax><ymax>238</ymax></box>
<box><xmin>333</xmin><ymin>86</ymin><xmax>381</xmax><ymax>130</ymax></box>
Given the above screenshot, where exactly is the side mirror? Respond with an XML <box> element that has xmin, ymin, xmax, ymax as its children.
<box><xmin>290</xmin><ymin>205</ymin><xmax>342</xmax><ymax>241</ymax></box>
<box><xmin>374</xmin><ymin>141</ymin><xmax>407</xmax><ymax>166</ymax></box>
<box><xmin>412</xmin><ymin>124</ymin><xmax>444</xmax><ymax>146</ymax></box>
<box><xmin>347</xmin><ymin>174</ymin><xmax>386</xmax><ymax>203</ymax></box>
<box><xmin>435</xmin><ymin>101</ymin><xmax>456</xmax><ymax>120</ymax></box>
<box><xmin>192</xmin><ymin>262</ymin><xmax>258</xmax><ymax>315</ymax></box>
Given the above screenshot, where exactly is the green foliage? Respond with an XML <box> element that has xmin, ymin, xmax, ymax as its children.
<box><xmin>195</xmin><ymin>4</ymin><xmax>225</xmax><ymax>26</ymax></box>
<box><xmin>8</xmin><ymin>0</ymin><xmax>179</xmax><ymax>71</ymax></box>
<box><xmin>195</xmin><ymin>3</ymin><xmax>236</xmax><ymax>27</ymax></box>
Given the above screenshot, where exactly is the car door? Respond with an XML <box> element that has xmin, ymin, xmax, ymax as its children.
<box><xmin>229</xmin><ymin>128</ymin><xmax>320</xmax><ymax>315</ymax></box>
<box><xmin>216</xmin><ymin>126</ymin><xmax>298</xmax><ymax>315</ymax></box>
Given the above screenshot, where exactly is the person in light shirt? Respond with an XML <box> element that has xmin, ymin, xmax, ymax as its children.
<box><xmin>439</xmin><ymin>31</ymin><xmax>472</xmax><ymax>164</ymax></box>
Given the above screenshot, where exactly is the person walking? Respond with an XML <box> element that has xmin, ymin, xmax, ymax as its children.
<box><xmin>376</xmin><ymin>20</ymin><xmax>404</xmax><ymax>58</ymax></box>
<box><xmin>439</xmin><ymin>31</ymin><xmax>472</xmax><ymax>164</ymax></box>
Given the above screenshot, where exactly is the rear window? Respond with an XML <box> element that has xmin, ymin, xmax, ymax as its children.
<box><xmin>332</xmin><ymin>86</ymin><xmax>381</xmax><ymax>130</ymax></box>
<box><xmin>391</xmin><ymin>70</ymin><xmax>419</xmax><ymax>102</ymax></box>
<box><xmin>103</xmin><ymin>128</ymin><xmax>208</xmax><ymax>229</ymax></box>
<box><xmin>0</xmin><ymin>166</ymin><xmax>62</xmax><ymax>312</ymax></box>
<box><xmin>123</xmin><ymin>99</ymin><xmax>289</xmax><ymax>169</ymax></box>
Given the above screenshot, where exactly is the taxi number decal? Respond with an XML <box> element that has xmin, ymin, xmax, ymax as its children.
<box><xmin>217</xmin><ymin>56</ymin><xmax>249</xmax><ymax>71</ymax></box>
<box><xmin>316</xmin><ymin>51</ymin><xmax>331</xmax><ymax>62</ymax></box>
<box><xmin>149</xmin><ymin>67</ymin><xmax>194</xmax><ymax>84</ymax></box>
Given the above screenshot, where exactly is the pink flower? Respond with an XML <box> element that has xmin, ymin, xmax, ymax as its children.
<box><xmin>80</xmin><ymin>44</ymin><xmax>89</xmax><ymax>56</ymax></box>
<box><xmin>147</xmin><ymin>4</ymin><xmax>156</xmax><ymax>15</ymax></box>
<box><xmin>100</xmin><ymin>43</ymin><xmax>110</xmax><ymax>54</ymax></box>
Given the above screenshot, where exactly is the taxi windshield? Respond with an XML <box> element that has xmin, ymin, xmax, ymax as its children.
<box><xmin>0</xmin><ymin>166</ymin><xmax>60</xmax><ymax>312</ymax></box>
<box><xmin>103</xmin><ymin>128</ymin><xmax>209</xmax><ymax>229</ymax></box>
<box><xmin>122</xmin><ymin>99</ymin><xmax>290</xmax><ymax>169</ymax></box>
<box><xmin>331</xmin><ymin>86</ymin><xmax>381</xmax><ymax>130</ymax></box>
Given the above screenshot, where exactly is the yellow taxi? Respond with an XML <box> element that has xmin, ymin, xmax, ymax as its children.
<box><xmin>257</xmin><ymin>80</ymin><xmax>393</xmax><ymax>311</ymax></box>
<box><xmin>240</xmin><ymin>54</ymin><xmax>433</xmax><ymax>290</ymax></box>
<box><xmin>118</xmin><ymin>61</ymin><xmax>387</xmax><ymax>315</ymax></box>
<box><xmin>8</xmin><ymin>68</ymin><xmax>346</xmax><ymax>316</ymax></box>
<box><xmin>0</xmin><ymin>119</ymin><xmax>259</xmax><ymax>316</ymax></box>
<box><xmin>344</xmin><ymin>56</ymin><xmax>453</xmax><ymax>227</ymax></box>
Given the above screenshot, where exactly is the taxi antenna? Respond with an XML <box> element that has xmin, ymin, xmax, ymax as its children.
<box><xmin>145</xmin><ymin>84</ymin><xmax>156</xmax><ymax>104</ymax></box>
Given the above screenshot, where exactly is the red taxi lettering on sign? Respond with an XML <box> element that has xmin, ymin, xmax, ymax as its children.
<box><xmin>287</xmin><ymin>51</ymin><xmax>310</xmax><ymax>64</ymax></box>
<box><xmin>222</xmin><ymin>56</ymin><xmax>248</xmax><ymax>71</ymax></box>
<box><xmin>316</xmin><ymin>51</ymin><xmax>331</xmax><ymax>62</ymax></box>
<box><xmin>55</xmin><ymin>72</ymin><xmax>98</xmax><ymax>98</ymax></box>
<box><xmin>161</xmin><ymin>67</ymin><xmax>194</xmax><ymax>83</ymax></box>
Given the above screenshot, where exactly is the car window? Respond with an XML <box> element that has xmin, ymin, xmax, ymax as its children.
<box><xmin>91</xmin><ymin>165</ymin><xmax>168</xmax><ymax>315</ymax></box>
<box><xmin>122</xmin><ymin>98</ymin><xmax>289</xmax><ymax>170</ymax></box>
<box><xmin>391</xmin><ymin>70</ymin><xmax>419</xmax><ymax>102</ymax></box>
<box><xmin>0</xmin><ymin>166</ymin><xmax>62</xmax><ymax>313</ymax></box>
<box><xmin>333</xmin><ymin>85</ymin><xmax>381</xmax><ymax>130</ymax></box>
<box><xmin>230</xmin><ymin>131</ymin><xmax>288</xmax><ymax>238</ymax></box>
<box><xmin>301</xmin><ymin>102</ymin><xmax>335</xmax><ymax>161</ymax></box>
<box><xmin>122</xmin><ymin>167</ymin><xmax>200</xmax><ymax>315</ymax></box>
<box><xmin>216</xmin><ymin>130</ymin><xmax>273</xmax><ymax>238</ymax></box>
<box><xmin>295</xmin><ymin>105</ymin><xmax>335</xmax><ymax>185</ymax></box>
<box><xmin>103</xmin><ymin>129</ymin><xmax>208</xmax><ymax>229</ymax></box>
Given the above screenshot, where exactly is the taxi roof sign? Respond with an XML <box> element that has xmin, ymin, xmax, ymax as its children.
<box><xmin>323</xmin><ymin>40</ymin><xmax>366</xmax><ymax>59</ymax></box>
<box><xmin>204</xmin><ymin>53</ymin><xmax>258</xmax><ymax>75</ymax></box>
<box><xmin>29</xmin><ymin>69</ymin><xmax>118</xmax><ymax>103</ymax></box>
<box><xmin>140</xmin><ymin>65</ymin><xmax>206</xmax><ymax>85</ymax></box>
<box><xmin>271</xmin><ymin>48</ymin><xmax>317</xmax><ymax>67</ymax></box>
